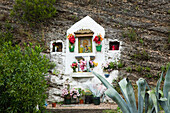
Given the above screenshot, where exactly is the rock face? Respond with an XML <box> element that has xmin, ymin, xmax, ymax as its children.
<box><xmin>0</xmin><ymin>0</ymin><xmax>169</xmax><ymax>102</ymax></box>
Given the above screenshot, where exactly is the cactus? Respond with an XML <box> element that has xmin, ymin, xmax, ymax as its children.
<box><xmin>92</xmin><ymin>67</ymin><xmax>170</xmax><ymax>113</ymax></box>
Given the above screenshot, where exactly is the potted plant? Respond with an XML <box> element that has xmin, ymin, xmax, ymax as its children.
<box><xmin>88</xmin><ymin>84</ymin><xmax>106</xmax><ymax>105</ymax></box>
<box><xmin>70</xmin><ymin>88</ymin><xmax>80</xmax><ymax>104</ymax></box>
<box><xmin>93</xmin><ymin>34</ymin><xmax>103</xmax><ymax>52</ymax></box>
<box><xmin>79</xmin><ymin>59</ymin><xmax>87</xmax><ymax>72</ymax></box>
<box><xmin>85</xmin><ymin>89</ymin><xmax>93</xmax><ymax>104</ymax></box>
<box><xmin>89</xmin><ymin>60</ymin><xmax>98</xmax><ymax>71</ymax></box>
<box><xmin>67</xmin><ymin>34</ymin><xmax>75</xmax><ymax>52</ymax></box>
<box><xmin>79</xmin><ymin>89</ymin><xmax>85</xmax><ymax>104</ymax></box>
<box><xmin>52</xmin><ymin>101</ymin><xmax>56</xmax><ymax>107</ymax></box>
<box><xmin>61</xmin><ymin>88</ymin><xmax>71</xmax><ymax>104</ymax></box>
<box><xmin>70</xmin><ymin>62</ymin><xmax>78</xmax><ymax>72</ymax></box>
<box><xmin>102</xmin><ymin>61</ymin><xmax>116</xmax><ymax>78</ymax></box>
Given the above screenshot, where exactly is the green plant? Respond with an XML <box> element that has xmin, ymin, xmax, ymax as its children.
<box><xmin>135</xmin><ymin>65</ymin><xmax>143</xmax><ymax>72</ymax></box>
<box><xmin>11</xmin><ymin>0</ymin><xmax>56</xmax><ymax>25</ymax></box>
<box><xmin>139</xmin><ymin>39</ymin><xmax>144</xmax><ymax>45</ymax></box>
<box><xmin>117</xmin><ymin>61</ymin><xmax>124</xmax><ymax>69</ymax></box>
<box><xmin>92</xmin><ymin>66</ymin><xmax>170</xmax><ymax>113</ymax></box>
<box><xmin>85</xmin><ymin>89</ymin><xmax>92</xmax><ymax>95</ymax></box>
<box><xmin>145</xmin><ymin>67</ymin><xmax>151</xmax><ymax>72</ymax></box>
<box><xmin>126</xmin><ymin>67</ymin><xmax>132</xmax><ymax>72</ymax></box>
<box><xmin>0</xmin><ymin>22</ymin><xmax>14</xmax><ymax>46</ymax></box>
<box><xmin>49</xmin><ymin>62</ymin><xmax>56</xmax><ymax>70</ymax></box>
<box><xmin>0</xmin><ymin>42</ymin><xmax>52</xmax><ymax>113</ymax></box>
<box><xmin>122</xmin><ymin>28</ymin><xmax>137</xmax><ymax>41</ymax></box>
<box><xmin>144</xmin><ymin>73</ymin><xmax>152</xmax><ymax>79</ymax></box>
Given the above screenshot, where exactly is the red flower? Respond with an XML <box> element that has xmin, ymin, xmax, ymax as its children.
<box><xmin>69</xmin><ymin>38</ymin><xmax>75</xmax><ymax>44</ymax></box>
<box><xmin>97</xmin><ymin>41</ymin><xmax>101</xmax><ymax>45</ymax></box>
<box><xmin>93</xmin><ymin>36</ymin><xmax>99</xmax><ymax>43</ymax></box>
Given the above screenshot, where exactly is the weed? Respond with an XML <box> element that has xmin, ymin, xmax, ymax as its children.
<box><xmin>139</xmin><ymin>39</ymin><xmax>144</xmax><ymax>45</ymax></box>
<box><xmin>126</xmin><ymin>66</ymin><xmax>132</xmax><ymax>72</ymax></box>
<box><xmin>117</xmin><ymin>61</ymin><xmax>124</xmax><ymax>68</ymax></box>
<box><xmin>135</xmin><ymin>65</ymin><xmax>142</xmax><ymax>72</ymax></box>
<box><xmin>145</xmin><ymin>67</ymin><xmax>151</xmax><ymax>72</ymax></box>
<box><xmin>122</xmin><ymin>28</ymin><xmax>137</xmax><ymax>41</ymax></box>
<box><xmin>144</xmin><ymin>73</ymin><xmax>152</xmax><ymax>79</ymax></box>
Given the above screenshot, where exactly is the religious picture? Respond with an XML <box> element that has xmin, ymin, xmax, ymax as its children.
<box><xmin>78</xmin><ymin>37</ymin><xmax>92</xmax><ymax>53</ymax></box>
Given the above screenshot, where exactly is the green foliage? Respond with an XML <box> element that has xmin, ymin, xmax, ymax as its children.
<box><xmin>11</xmin><ymin>0</ymin><xmax>56</xmax><ymax>25</ymax></box>
<box><xmin>126</xmin><ymin>66</ymin><xmax>132</xmax><ymax>72</ymax></box>
<box><xmin>139</xmin><ymin>39</ymin><xmax>144</xmax><ymax>45</ymax></box>
<box><xmin>49</xmin><ymin>62</ymin><xmax>56</xmax><ymax>70</ymax></box>
<box><xmin>161</xmin><ymin>62</ymin><xmax>170</xmax><ymax>72</ymax></box>
<box><xmin>135</xmin><ymin>65</ymin><xmax>143</xmax><ymax>73</ymax></box>
<box><xmin>117</xmin><ymin>61</ymin><xmax>124</xmax><ymax>69</ymax></box>
<box><xmin>93</xmin><ymin>67</ymin><xmax>170</xmax><ymax>113</ymax></box>
<box><xmin>131</xmin><ymin>49</ymin><xmax>149</xmax><ymax>60</ymax></box>
<box><xmin>122</xmin><ymin>28</ymin><xmax>137</xmax><ymax>41</ymax></box>
<box><xmin>145</xmin><ymin>67</ymin><xmax>151</xmax><ymax>72</ymax></box>
<box><xmin>0</xmin><ymin>42</ymin><xmax>52</xmax><ymax>113</ymax></box>
<box><xmin>0</xmin><ymin>22</ymin><xmax>14</xmax><ymax>46</ymax></box>
<box><xmin>103</xmin><ymin>107</ymin><xmax>122</xmax><ymax>113</ymax></box>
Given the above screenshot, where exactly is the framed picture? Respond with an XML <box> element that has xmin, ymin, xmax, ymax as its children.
<box><xmin>78</xmin><ymin>37</ymin><xmax>92</xmax><ymax>53</ymax></box>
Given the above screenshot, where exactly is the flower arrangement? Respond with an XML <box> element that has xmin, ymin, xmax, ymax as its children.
<box><xmin>102</xmin><ymin>61</ymin><xmax>116</xmax><ymax>73</ymax></box>
<box><xmin>93</xmin><ymin>34</ymin><xmax>103</xmax><ymax>45</ymax></box>
<box><xmin>88</xmin><ymin>84</ymin><xmax>106</xmax><ymax>97</ymax></box>
<box><xmin>89</xmin><ymin>60</ymin><xmax>98</xmax><ymax>68</ymax></box>
<box><xmin>61</xmin><ymin>88</ymin><xmax>70</xmax><ymax>98</ymax></box>
<box><xmin>79</xmin><ymin>59</ymin><xmax>86</xmax><ymax>71</ymax></box>
<box><xmin>70</xmin><ymin>88</ymin><xmax>80</xmax><ymax>99</ymax></box>
<box><xmin>71</xmin><ymin>62</ymin><xmax>78</xmax><ymax>72</ymax></box>
<box><xmin>67</xmin><ymin>34</ymin><xmax>75</xmax><ymax>44</ymax></box>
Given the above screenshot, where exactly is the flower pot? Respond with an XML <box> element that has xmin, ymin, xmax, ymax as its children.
<box><xmin>71</xmin><ymin>98</ymin><xmax>78</xmax><ymax>104</ymax></box>
<box><xmin>85</xmin><ymin>95</ymin><xmax>93</xmax><ymax>104</ymax></box>
<box><xmin>64</xmin><ymin>97</ymin><xmax>71</xmax><ymax>104</ymax></box>
<box><xmin>73</xmin><ymin>68</ymin><xmax>76</xmax><ymax>72</ymax></box>
<box><xmin>69</xmin><ymin>45</ymin><xmax>74</xmax><ymax>52</ymax></box>
<box><xmin>96</xmin><ymin>45</ymin><xmax>102</xmax><ymax>52</ymax></box>
<box><xmin>79</xmin><ymin>99</ymin><xmax>84</xmax><ymax>104</ymax></box>
<box><xmin>104</xmin><ymin>73</ymin><xmax>110</xmax><ymax>78</ymax></box>
<box><xmin>93</xmin><ymin>97</ymin><xmax>100</xmax><ymax>105</ymax></box>
<box><xmin>52</xmin><ymin>103</ymin><xmax>56</xmax><ymax>107</ymax></box>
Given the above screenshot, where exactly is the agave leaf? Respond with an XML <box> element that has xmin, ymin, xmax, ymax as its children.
<box><xmin>92</xmin><ymin>71</ymin><xmax>113</xmax><ymax>89</ymax></box>
<box><xmin>158</xmin><ymin>97</ymin><xmax>170</xmax><ymax>113</ymax></box>
<box><xmin>92</xmin><ymin>71</ymin><xmax>130</xmax><ymax>113</ymax></box>
<box><xmin>147</xmin><ymin>90</ymin><xmax>159</xmax><ymax>113</ymax></box>
<box><xmin>119</xmin><ymin>78</ymin><xmax>132</xmax><ymax>112</ymax></box>
<box><xmin>156</xmin><ymin>72</ymin><xmax>164</xmax><ymax>99</ymax></box>
<box><xmin>137</xmin><ymin>78</ymin><xmax>146</xmax><ymax>113</ymax></box>
<box><xmin>105</xmin><ymin>88</ymin><xmax>130</xmax><ymax>113</ymax></box>
<box><xmin>126</xmin><ymin>78</ymin><xmax>138</xmax><ymax>113</ymax></box>
<box><xmin>163</xmin><ymin>67</ymin><xmax>170</xmax><ymax>98</ymax></box>
<box><xmin>168</xmin><ymin>92</ymin><xmax>170</xmax><ymax>108</ymax></box>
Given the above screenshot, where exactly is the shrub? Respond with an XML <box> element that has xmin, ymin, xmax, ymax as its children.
<box><xmin>0</xmin><ymin>42</ymin><xmax>51</xmax><ymax>112</ymax></box>
<box><xmin>11</xmin><ymin>0</ymin><xmax>57</xmax><ymax>25</ymax></box>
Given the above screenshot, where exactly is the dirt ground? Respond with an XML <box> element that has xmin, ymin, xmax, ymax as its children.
<box><xmin>45</xmin><ymin>103</ymin><xmax>118</xmax><ymax>113</ymax></box>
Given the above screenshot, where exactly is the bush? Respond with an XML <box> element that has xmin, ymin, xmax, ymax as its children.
<box><xmin>0</xmin><ymin>42</ymin><xmax>51</xmax><ymax>113</ymax></box>
<box><xmin>11</xmin><ymin>0</ymin><xmax>57</xmax><ymax>24</ymax></box>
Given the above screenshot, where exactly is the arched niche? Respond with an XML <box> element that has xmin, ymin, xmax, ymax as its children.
<box><xmin>51</xmin><ymin>40</ymin><xmax>64</xmax><ymax>53</ymax></box>
<box><xmin>109</xmin><ymin>41</ymin><xmax>120</xmax><ymax>50</ymax></box>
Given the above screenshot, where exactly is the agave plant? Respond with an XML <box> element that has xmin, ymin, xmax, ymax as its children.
<box><xmin>92</xmin><ymin>67</ymin><xmax>170</xmax><ymax>113</ymax></box>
